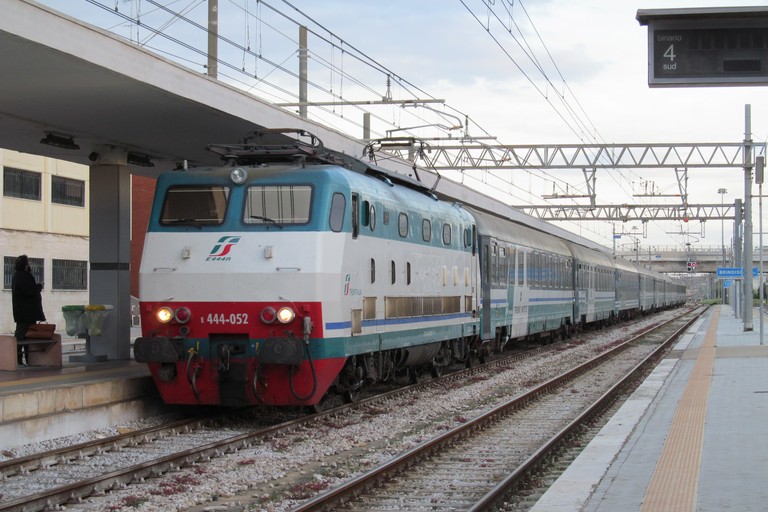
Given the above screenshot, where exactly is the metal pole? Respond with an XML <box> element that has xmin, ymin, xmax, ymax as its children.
<box><xmin>757</xmin><ymin>155</ymin><xmax>765</xmax><ymax>344</ymax></box>
<box><xmin>299</xmin><ymin>26</ymin><xmax>308</xmax><ymax>119</ymax></box>
<box><xmin>207</xmin><ymin>0</ymin><xmax>218</xmax><ymax>78</ymax></box>
<box><xmin>735</xmin><ymin>198</ymin><xmax>743</xmax><ymax>318</ymax></box>
<box><xmin>719</xmin><ymin>187</ymin><xmax>727</xmax><ymax>304</ymax></box>
<box><xmin>744</xmin><ymin>104</ymin><xmax>754</xmax><ymax>331</ymax></box>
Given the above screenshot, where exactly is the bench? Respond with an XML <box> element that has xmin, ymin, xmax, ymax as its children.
<box><xmin>0</xmin><ymin>334</ymin><xmax>62</xmax><ymax>371</ymax></box>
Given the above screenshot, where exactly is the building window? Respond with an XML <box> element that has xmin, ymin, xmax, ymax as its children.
<box><xmin>51</xmin><ymin>175</ymin><xmax>85</xmax><ymax>207</ymax></box>
<box><xmin>4</xmin><ymin>256</ymin><xmax>44</xmax><ymax>290</ymax></box>
<box><xmin>52</xmin><ymin>259</ymin><xmax>88</xmax><ymax>290</ymax></box>
<box><xmin>3</xmin><ymin>167</ymin><xmax>41</xmax><ymax>200</ymax></box>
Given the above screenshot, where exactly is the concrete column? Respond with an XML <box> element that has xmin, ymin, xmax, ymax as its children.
<box><xmin>89</xmin><ymin>164</ymin><xmax>132</xmax><ymax>360</ymax></box>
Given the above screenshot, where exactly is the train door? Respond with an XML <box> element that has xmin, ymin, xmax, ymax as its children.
<box><xmin>480</xmin><ymin>236</ymin><xmax>492</xmax><ymax>340</ymax></box>
<box><xmin>509</xmin><ymin>247</ymin><xmax>529</xmax><ymax>339</ymax></box>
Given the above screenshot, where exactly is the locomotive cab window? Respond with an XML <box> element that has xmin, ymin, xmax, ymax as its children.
<box><xmin>244</xmin><ymin>184</ymin><xmax>312</xmax><ymax>226</ymax></box>
<box><xmin>161</xmin><ymin>185</ymin><xmax>230</xmax><ymax>226</ymax></box>
<box><xmin>329</xmin><ymin>192</ymin><xmax>346</xmax><ymax>232</ymax></box>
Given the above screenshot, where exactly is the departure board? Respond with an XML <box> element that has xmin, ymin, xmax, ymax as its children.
<box><xmin>638</xmin><ymin>8</ymin><xmax>768</xmax><ymax>87</ymax></box>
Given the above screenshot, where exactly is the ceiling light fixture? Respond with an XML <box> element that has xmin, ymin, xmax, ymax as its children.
<box><xmin>127</xmin><ymin>152</ymin><xmax>154</xmax><ymax>167</ymax></box>
<box><xmin>40</xmin><ymin>132</ymin><xmax>80</xmax><ymax>150</ymax></box>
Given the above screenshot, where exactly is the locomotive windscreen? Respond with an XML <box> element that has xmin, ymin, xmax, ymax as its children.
<box><xmin>244</xmin><ymin>185</ymin><xmax>312</xmax><ymax>225</ymax></box>
<box><xmin>160</xmin><ymin>186</ymin><xmax>230</xmax><ymax>225</ymax></box>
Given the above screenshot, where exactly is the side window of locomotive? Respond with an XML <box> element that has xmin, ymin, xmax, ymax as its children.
<box><xmin>369</xmin><ymin>204</ymin><xmax>376</xmax><ymax>231</ymax></box>
<box><xmin>422</xmin><ymin>219</ymin><xmax>431</xmax><ymax>242</ymax></box>
<box><xmin>244</xmin><ymin>185</ymin><xmax>312</xmax><ymax>225</ymax></box>
<box><xmin>161</xmin><ymin>185</ymin><xmax>230</xmax><ymax>226</ymax></box>
<box><xmin>361</xmin><ymin>199</ymin><xmax>370</xmax><ymax>228</ymax></box>
<box><xmin>351</xmin><ymin>194</ymin><xmax>359</xmax><ymax>238</ymax></box>
<box><xmin>329</xmin><ymin>192</ymin><xmax>346</xmax><ymax>232</ymax></box>
<box><xmin>360</xmin><ymin>200</ymin><xmax>376</xmax><ymax>231</ymax></box>
<box><xmin>398</xmin><ymin>212</ymin><xmax>408</xmax><ymax>238</ymax></box>
<box><xmin>442</xmin><ymin>223</ymin><xmax>452</xmax><ymax>246</ymax></box>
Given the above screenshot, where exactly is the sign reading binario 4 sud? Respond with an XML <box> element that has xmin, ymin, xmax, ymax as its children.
<box><xmin>637</xmin><ymin>7</ymin><xmax>768</xmax><ymax>87</ymax></box>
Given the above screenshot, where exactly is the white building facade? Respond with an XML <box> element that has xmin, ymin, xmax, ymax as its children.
<box><xmin>1</xmin><ymin>148</ymin><xmax>89</xmax><ymax>335</ymax></box>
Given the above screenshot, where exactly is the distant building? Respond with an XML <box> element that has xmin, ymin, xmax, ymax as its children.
<box><xmin>0</xmin><ymin>148</ymin><xmax>154</xmax><ymax>335</ymax></box>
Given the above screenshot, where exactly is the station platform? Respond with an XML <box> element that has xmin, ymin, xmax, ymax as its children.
<box><xmin>533</xmin><ymin>304</ymin><xmax>768</xmax><ymax>511</ymax></box>
<box><xmin>0</xmin><ymin>329</ymin><xmax>160</xmax><ymax>452</ymax></box>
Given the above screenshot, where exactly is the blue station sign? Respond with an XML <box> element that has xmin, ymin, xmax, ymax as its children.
<box><xmin>717</xmin><ymin>267</ymin><xmax>744</xmax><ymax>278</ymax></box>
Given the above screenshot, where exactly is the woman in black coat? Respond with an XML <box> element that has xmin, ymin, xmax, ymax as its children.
<box><xmin>12</xmin><ymin>254</ymin><xmax>45</xmax><ymax>365</ymax></box>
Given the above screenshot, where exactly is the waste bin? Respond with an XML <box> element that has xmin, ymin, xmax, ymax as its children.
<box><xmin>62</xmin><ymin>304</ymin><xmax>112</xmax><ymax>363</ymax></box>
<box><xmin>84</xmin><ymin>304</ymin><xmax>113</xmax><ymax>336</ymax></box>
<box><xmin>62</xmin><ymin>305</ymin><xmax>86</xmax><ymax>337</ymax></box>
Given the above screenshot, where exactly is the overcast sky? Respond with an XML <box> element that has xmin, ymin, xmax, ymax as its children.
<box><xmin>38</xmin><ymin>0</ymin><xmax>768</xmax><ymax>252</ymax></box>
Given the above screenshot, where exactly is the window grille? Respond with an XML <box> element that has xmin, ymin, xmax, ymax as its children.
<box><xmin>52</xmin><ymin>259</ymin><xmax>88</xmax><ymax>290</ymax></box>
<box><xmin>3</xmin><ymin>167</ymin><xmax>41</xmax><ymax>200</ymax></box>
<box><xmin>3</xmin><ymin>256</ymin><xmax>44</xmax><ymax>289</ymax></box>
<box><xmin>51</xmin><ymin>175</ymin><xmax>85</xmax><ymax>207</ymax></box>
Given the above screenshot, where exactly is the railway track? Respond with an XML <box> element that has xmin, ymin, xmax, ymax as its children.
<box><xmin>291</xmin><ymin>306</ymin><xmax>705</xmax><ymax>511</ymax></box>
<box><xmin>0</xmin><ymin>307</ymin><xmax>699</xmax><ymax>512</ymax></box>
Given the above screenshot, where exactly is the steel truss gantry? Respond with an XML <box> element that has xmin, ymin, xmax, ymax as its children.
<box><xmin>515</xmin><ymin>203</ymin><xmax>736</xmax><ymax>222</ymax></box>
<box><xmin>378</xmin><ymin>140</ymin><xmax>756</xmax><ymax>222</ymax></box>
<box><xmin>396</xmin><ymin>142</ymin><xmax>750</xmax><ymax>170</ymax></box>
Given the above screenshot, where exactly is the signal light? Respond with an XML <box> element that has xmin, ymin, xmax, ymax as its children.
<box><xmin>260</xmin><ymin>307</ymin><xmax>277</xmax><ymax>324</ymax></box>
<box><xmin>175</xmin><ymin>307</ymin><xmax>191</xmax><ymax>324</ymax></box>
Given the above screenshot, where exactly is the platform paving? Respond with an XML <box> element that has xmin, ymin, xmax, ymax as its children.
<box><xmin>532</xmin><ymin>304</ymin><xmax>768</xmax><ymax>512</ymax></box>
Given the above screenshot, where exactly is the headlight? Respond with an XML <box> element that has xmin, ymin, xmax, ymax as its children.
<box><xmin>277</xmin><ymin>307</ymin><xmax>295</xmax><ymax>324</ymax></box>
<box><xmin>156</xmin><ymin>307</ymin><xmax>174</xmax><ymax>324</ymax></box>
<box><xmin>230</xmin><ymin>167</ymin><xmax>248</xmax><ymax>185</ymax></box>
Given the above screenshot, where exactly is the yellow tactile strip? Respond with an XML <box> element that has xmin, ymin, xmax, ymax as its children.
<box><xmin>640</xmin><ymin>307</ymin><xmax>720</xmax><ymax>512</ymax></box>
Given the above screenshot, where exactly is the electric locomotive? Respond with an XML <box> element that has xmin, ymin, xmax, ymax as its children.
<box><xmin>134</xmin><ymin>132</ymin><xmax>479</xmax><ymax>406</ymax></box>
<box><xmin>134</xmin><ymin>130</ymin><xmax>686</xmax><ymax>408</ymax></box>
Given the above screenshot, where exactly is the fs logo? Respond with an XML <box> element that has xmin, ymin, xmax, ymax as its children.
<box><xmin>206</xmin><ymin>236</ymin><xmax>241</xmax><ymax>261</ymax></box>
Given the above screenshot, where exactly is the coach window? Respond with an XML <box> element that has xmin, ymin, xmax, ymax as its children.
<box><xmin>508</xmin><ymin>247</ymin><xmax>517</xmax><ymax>285</ymax></box>
<box><xmin>399</xmin><ymin>213</ymin><xmax>408</xmax><ymax>238</ymax></box>
<box><xmin>329</xmin><ymin>192</ymin><xmax>346</xmax><ymax>232</ymax></box>
<box><xmin>442</xmin><ymin>223</ymin><xmax>452</xmax><ymax>246</ymax></box>
<box><xmin>423</xmin><ymin>219</ymin><xmax>432</xmax><ymax>242</ymax></box>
